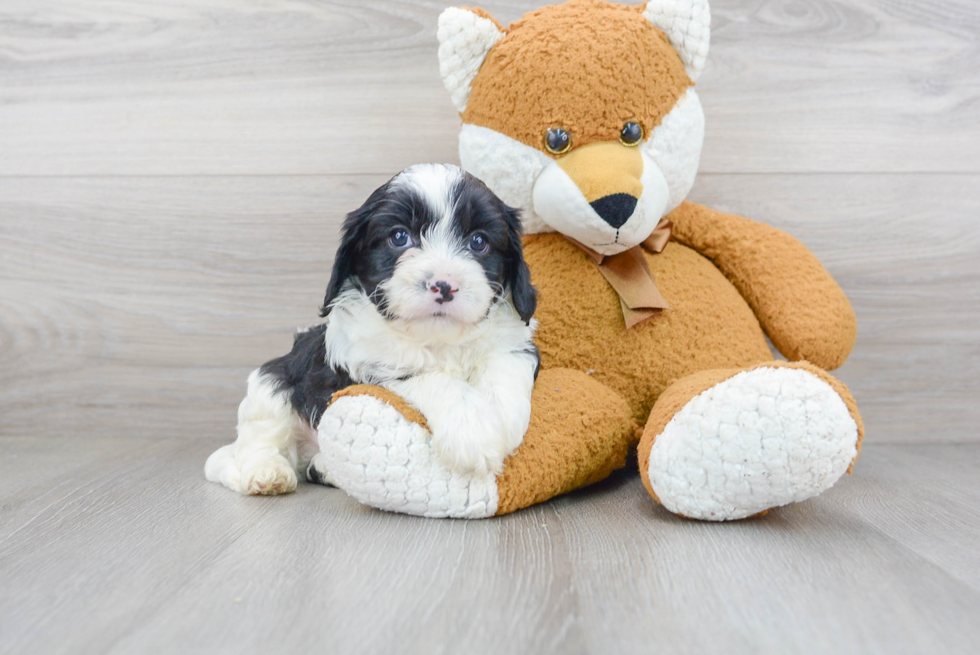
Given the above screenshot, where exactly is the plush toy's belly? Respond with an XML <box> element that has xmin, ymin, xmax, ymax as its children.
<box><xmin>523</xmin><ymin>234</ymin><xmax>773</xmax><ymax>423</ymax></box>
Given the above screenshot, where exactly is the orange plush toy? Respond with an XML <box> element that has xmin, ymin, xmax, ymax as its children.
<box><xmin>312</xmin><ymin>0</ymin><xmax>863</xmax><ymax>520</ymax></box>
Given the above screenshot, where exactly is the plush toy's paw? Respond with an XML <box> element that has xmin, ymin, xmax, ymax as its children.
<box><xmin>318</xmin><ymin>386</ymin><xmax>499</xmax><ymax>519</ymax></box>
<box><xmin>640</xmin><ymin>361</ymin><xmax>863</xmax><ymax>521</ymax></box>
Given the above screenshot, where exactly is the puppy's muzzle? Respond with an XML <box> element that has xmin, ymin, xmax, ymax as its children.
<box><xmin>429</xmin><ymin>279</ymin><xmax>458</xmax><ymax>304</ymax></box>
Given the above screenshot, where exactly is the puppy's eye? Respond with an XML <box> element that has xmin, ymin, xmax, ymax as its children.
<box><xmin>619</xmin><ymin>121</ymin><xmax>644</xmax><ymax>146</ymax></box>
<box><xmin>388</xmin><ymin>229</ymin><xmax>413</xmax><ymax>249</ymax></box>
<box><xmin>468</xmin><ymin>233</ymin><xmax>489</xmax><ymax>254</ymax></box>
<box><xmin>544</xmin><ymin>127</ymin><xmax>572</xmax><ymax>155</ymax></box>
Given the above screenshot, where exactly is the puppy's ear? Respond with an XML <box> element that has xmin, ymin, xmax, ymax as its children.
<box><xmin>319</xmin><ymin>183</ymin><xmax>388</xmax><ymax>317</ymax></box>
<box><xmin>502</xmin><ymin>205</ymin><xmax>537</xmax><ymax>325</ymax></box>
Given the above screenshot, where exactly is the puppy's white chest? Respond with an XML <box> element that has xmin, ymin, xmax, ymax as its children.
<box><xmin>421</xmin><ymin>344</ymin><xmax>484</xmax><ymax>382</ymax></box>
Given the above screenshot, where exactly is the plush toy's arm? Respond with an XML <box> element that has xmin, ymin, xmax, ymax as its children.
<box><xmin>666</xmin><ymin>201</ymin><xmax>857</xmax><ymax>370</ymax></box>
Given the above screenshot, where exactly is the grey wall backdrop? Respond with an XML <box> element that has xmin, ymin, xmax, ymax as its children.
<box><xmin>1</xmin><ymin>0</ymin><xmax>977</xmax><ymax>444</ymax></box>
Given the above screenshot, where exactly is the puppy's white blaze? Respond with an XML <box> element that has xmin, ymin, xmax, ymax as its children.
<box><xmin>457</xmin><ymin>88</ymin><xmax>704</xmax><ymax>248</ymax></box>
<box><xmin>387</xmin><ymin>164</ymin><xmax>495</xmax><ymax>326</ymax></box>
<box><xmin>392</xmin><ymin>163</ymin><xmax>462</xmax><ymax>226</ymax></box>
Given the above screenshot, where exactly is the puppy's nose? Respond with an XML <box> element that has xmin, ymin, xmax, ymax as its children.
<box><xmin>429</xmin><ymin>279</ymin><xmax>458</xmax><ymax>304</ymax></box>
<box><xmin>589</xmin><ymin>193</ymin><xmax>638</xmax><ymax>229</ymax></box>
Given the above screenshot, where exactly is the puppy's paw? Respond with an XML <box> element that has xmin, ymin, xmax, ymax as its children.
<box><xmin>306</xmin><ymin>451</ymin><xmax>335</xmax><ymax>487</ymax></box>
<box><xmin>318</xmin><ymin>392</ymin><xmax>500</xmax><ymax>518</ymax></box>
<box><xmin>430</xmin><ymin>409</ymin><xmax>508</xmax><ymax>476</ymax></box>
<box><xmin>240</xmin><ymin>456</ymin><xmax>298</xmax><ymax>496</ymax></box>
<box><xmin>205</xmin><ymin>443</ymin><xmax>242</xmax><ymax>491</ymax></box>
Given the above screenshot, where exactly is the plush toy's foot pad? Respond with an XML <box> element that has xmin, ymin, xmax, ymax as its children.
<box><xmin>640</xmin><ymin>362</ymin><xmax>862</xmax><ymax>521</ymax></box>
<box><xmin>318</xmin><ymin>387</ymin><xmax>499</xmax><ymax>519</ymax></box>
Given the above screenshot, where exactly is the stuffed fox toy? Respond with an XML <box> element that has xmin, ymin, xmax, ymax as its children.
<box><xmin>309</xmin><ymin>0</ymin><xmax>864</xmax><ymax>520</ymax></box>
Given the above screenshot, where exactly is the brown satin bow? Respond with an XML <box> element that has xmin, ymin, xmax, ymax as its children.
<box><xmin>566</xmin><ymin>218</ymin><xmax>673</xmax><ymax>329</ymax></box>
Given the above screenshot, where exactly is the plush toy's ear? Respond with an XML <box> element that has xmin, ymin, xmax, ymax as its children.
<box><xmin>437</xmin><ymin>7</ymin><xmax>506</xmax><ymax>113</ymax></box>
<box><xmin>643</xmin><ymin>0</ymin><xmax>711</xmax><ymax>82</ymax></box>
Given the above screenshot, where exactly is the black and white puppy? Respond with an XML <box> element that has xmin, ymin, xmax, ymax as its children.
<box><xmin>205</xmin><ymin>164</ymin><xmax>539</xmax><ymax>496</ymax></box>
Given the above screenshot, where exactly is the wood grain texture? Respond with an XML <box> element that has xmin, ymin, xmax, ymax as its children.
<box><xmin>0</xmin><ymin>0</ymin><xmax>977</xmax><ymax>175</ymax></box>
<box><xmin>2</xmin><ymin>174</ymin><xmax>976</xmax><ymax>443</ymax></box>
<box><xmin>0</xmin><ymin>440</ymin><xmax>978</xmax><ymax>655</ymax></box>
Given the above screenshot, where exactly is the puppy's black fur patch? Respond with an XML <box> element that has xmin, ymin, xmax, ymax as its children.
<box><xmin>306</xmin><ymin>458</ymin><xmax>333</xmax><ymax>487</ymax></box>
<box><xmin>259</xmin><ymin>324</ymin><xmax>352</xmax><ymax>429</ymax></box>
<box><xmin>524</xmin><ymin>344</ymin><xmax>542</xmax><ymax>381</ymax></box>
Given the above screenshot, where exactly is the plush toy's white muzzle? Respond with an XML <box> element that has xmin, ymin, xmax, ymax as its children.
<box><xmin>531</xmin><ymin>150</ymin><xmax>671</xmax><ymax>255</ymax></box>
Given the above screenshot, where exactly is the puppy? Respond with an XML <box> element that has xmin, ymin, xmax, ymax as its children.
<box><xmin>205</xmin><ymin>164</ymin><xmax>539</xmax><ymax>496</ymax></box>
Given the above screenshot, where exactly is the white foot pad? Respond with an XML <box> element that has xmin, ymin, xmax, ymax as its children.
<box><xmin>317</xmin><ymin>395</ymin><xmax>499</xmax><ymax>519</ymax></box>
<box><xmin>648</xmin><ymin>367</ymin><xmax>859</xmax><ymax>521</ymax></box>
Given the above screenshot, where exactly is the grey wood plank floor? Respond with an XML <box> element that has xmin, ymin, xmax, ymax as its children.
<box><xmin>2</xmin><ymin>0</ymin><xmax>979</xmax><ymax>653</ymax></box>
<box><xmin>1</xmin><ymin>440</ymin><xmax>978</xmax><ymax>655</ymax></box>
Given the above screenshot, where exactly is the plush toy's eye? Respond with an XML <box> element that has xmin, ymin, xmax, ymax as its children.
<box><xmin>468</xmin><ymin>233</ymin><xmax>489</xmax><ymax>254</ymax></box>
<box><xmin>388</xmin><ymin>228</ymin><xmax>413</xmax><ymax>249</ymax></box>
<box><xmin>544</xmin><ymin>127</ymin><xmax>572</xmax><ymax>155</ymax></box>
<box><xmin>619</xmin><ymin>122</ymin><xmax>644</xmax><ymax>146</ymax></box>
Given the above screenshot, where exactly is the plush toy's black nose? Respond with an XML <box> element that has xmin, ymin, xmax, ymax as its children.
<box><xmin>589</xmin><ymin>193</ymin><xmax>638</xmax><ymax>229</ymax></box>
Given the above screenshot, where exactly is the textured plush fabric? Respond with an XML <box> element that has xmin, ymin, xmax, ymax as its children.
<box><xmin>320</xmin><ymin>393</ymin><xmax>499</xmax><ymax>519</ymax></box>
<box><xmin>637</xmin><ymin>361</ymin><xmax>865</xmax><ymax>518</ymax></box>
<box><xmin>437</xmin><ymin>7</ymin><xmax>506</xmax><ymax>112</ymax></box>
<box><xmin>642</xmin><ymin>0</ymin><xmax>711</xmax><ymax>81</ymax></box>
<box><xmin>461</xmin><ymin>5</ymin><xmax>504</xmax><ymax>31</ymax></box>
<box><xmin>462</xmin><ymin>0</ymin><xmax>691</xmax><ymax>154</ymax></box>
<box><xmin>332</xmin><ymin>384</ymin><xmax>430</xmax><ymax>431</ymax></box>
<box><xmin>556</xmin><ymin>141</ymin><xmax>644</xmax><ymax>203</ymax></box>
<box><xmin>324</xmin><ymin>370</ymin><xmax>636</xmax><ymax>517</ymax></box>
<box><xmin>494</xmin><ymin>368</ymin><xmax>636</xmax><ymax>515</ymax></box>
<box><xmin>669</xmin><ymin>201</ymin><xmax>858</xmax><ymax>370</ymax></box>
<box><xmin>524</xmin><ymin>223</ymin><xmax>775</xmax><ymax>425</ymax></box>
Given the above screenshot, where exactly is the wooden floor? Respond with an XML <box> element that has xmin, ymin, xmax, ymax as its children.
<box><xmin>2</xmin><ymin>1</ymin><xmax>979</xmax><ymax>653</ymax></box>
<box><xmin>0</xmin><ymin>440</ymin><xmax>978</xmax><ymax>654</ymax></box>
